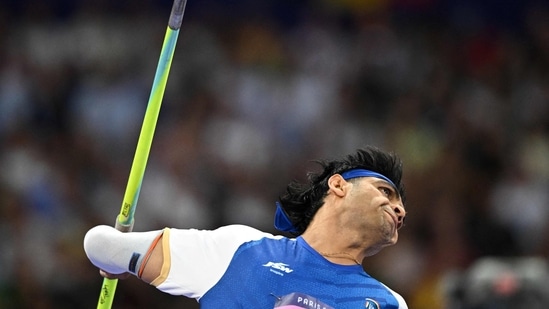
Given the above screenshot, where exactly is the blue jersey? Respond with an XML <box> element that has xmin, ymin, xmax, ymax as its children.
<box><xmin>153</xmin><ymin>225</ymin><xmax>407</xmax><ymax>309</ymax></box>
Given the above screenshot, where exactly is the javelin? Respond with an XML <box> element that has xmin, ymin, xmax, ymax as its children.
<box><xmin>95</xmin><ymin>0</ymin><xmax>187</xmax><ymax>308</ymax></box>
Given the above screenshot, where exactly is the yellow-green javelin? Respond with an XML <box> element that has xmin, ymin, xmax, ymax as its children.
<box><xmin>96</xmin><ymin>0</ymin><xmax>187</xmax><ymax>308</ymax></box>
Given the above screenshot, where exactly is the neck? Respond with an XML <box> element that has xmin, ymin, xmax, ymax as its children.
<box><xmin>318</xmin><ymin>251</ymin><xmax>363</xmax><ymax>266</ymax></box>
<box><xmin>301</xmin><ymin>229</ymin><xmax>365</xmax><ymax>266</ymax></box>
<box><xmin>300</xmin><ymin>201</ymin><xmax>374</xmax><ymax>265</ymax></box>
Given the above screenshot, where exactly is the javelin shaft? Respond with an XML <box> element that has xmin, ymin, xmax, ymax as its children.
<box><xmin>96</xmin><ymin>1</ymin><xmax>187</xmax><ymax>308</ymax></box>
<box><xmin>115</xmin><ymin>25</ymin><xmax>179</xmax><ymax>231</ymax></box>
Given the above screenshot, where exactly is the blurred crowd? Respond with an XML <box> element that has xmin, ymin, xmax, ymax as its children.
<box><xmin>1</xmin><ymin>0</ymin><xmax>548</xmax><ymax>308</ymax></box>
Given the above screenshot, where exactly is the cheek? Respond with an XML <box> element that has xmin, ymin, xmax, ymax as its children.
<box><xmin>349</xmin><ymin>208</ymin><xmax>384</xmax><ymax>230</ymax></box>
<box><xmin>345</xmin><ymin>192</ymin><xmax>384</xmax><ymax>226</ymax></box>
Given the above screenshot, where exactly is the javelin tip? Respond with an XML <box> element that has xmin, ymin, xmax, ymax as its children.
<box><xmin>168</xmin><ymin>0</ymin><xmax>188</xmax><ymax>30</ymax></box>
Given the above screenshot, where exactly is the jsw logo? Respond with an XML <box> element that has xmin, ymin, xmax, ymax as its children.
<box><xmin>263</xmin><ymin>262</ymin><xmax>294</xmax><ymax>273</ymax></box>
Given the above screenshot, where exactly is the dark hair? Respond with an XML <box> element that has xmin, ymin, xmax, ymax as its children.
<box><xmin>278</xmin><ymin>146</ymin><xmax>405</xmax><ymax>236</ymax></box>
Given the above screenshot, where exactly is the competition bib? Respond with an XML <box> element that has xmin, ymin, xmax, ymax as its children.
<box><xmin>274</xmin><ymin>292</ymin><xmax>334</xmax><ymax>309</ymax></box>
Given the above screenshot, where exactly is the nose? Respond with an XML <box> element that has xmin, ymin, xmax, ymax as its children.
<box><xmin>393</xmin><ymin>204</ymin><xmax>406</xmax><ymax>229</ymax></box>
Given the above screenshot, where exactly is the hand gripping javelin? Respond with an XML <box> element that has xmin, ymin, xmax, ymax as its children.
<box><xmin>96</xmin><ymin>0</ymin><xmax>187</xmax><ymax>308</ymax></box>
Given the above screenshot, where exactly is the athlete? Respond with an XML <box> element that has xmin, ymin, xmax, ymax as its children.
<box><xmin>84</xmin><ymin>146</ymin><xmax>408</xmax><ymax>308</ymax></box>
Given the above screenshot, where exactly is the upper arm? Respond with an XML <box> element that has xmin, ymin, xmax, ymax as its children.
<box><xmin>150</xmin><ymin>225</ymin><xmax>281</xmax><ymax>298</ymax></box>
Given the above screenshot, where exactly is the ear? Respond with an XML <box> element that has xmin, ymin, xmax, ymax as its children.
<box><xmin>327</xmin><ymin>174</ymin><xmax>347</xmax><ymax>197</ymax></box>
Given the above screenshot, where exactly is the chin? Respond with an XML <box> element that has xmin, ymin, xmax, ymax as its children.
<box><xmin>382</xmin><ymin>234</ymin><xmax>398</xmax><ymax>248</ymax></box>
<box><xmin>367</xmin><ymin>238</ymin><xmax>397</xmax><ymax>257</ymax></box>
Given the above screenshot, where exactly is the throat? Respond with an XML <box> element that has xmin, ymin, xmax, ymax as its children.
<box><xmin>319</xmin><ymin>251</ymin><xmax>362</xmax><ymax>265</ymax></box>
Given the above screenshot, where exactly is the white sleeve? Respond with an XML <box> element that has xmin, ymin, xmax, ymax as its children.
<box><xmin>153</xmin><ymin>224</ymin><xmax>281</xmax><ymax>298</ymax></box>
<box><xmin>383</xmin><ymin>284</ymin><xmax>408</xmax><ymax>309</ymax></box>
<box><xmin>394</xmin><ymin>292</ymin><xmax>408</xmax><ymax>309</ymax></box>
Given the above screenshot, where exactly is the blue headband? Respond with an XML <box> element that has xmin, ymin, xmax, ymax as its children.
<box><xmin>274</xmin><ymin>201</ymin><xmax>299</xmax><ymax>233</ymax></box>
<box><xmin>274</xmin><ymin>169</ymin><xmax>396</xmax><ymax>233</ymax></box>
<box><xmin>340</xmin><ymin>169</ymin><xmax>396</xmax><ymax>189</ymax></box>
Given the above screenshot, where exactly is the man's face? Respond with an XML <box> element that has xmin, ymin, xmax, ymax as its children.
<box><xmin>342</xmin><ymin>177</ymin><xmax>406</xmax><ymax>253</ymax></box>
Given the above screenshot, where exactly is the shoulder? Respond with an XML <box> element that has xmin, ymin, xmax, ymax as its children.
<box><xmin>166</xmin><ymin>224</ymin><xmax>285</xmax><ymax>249</ymax></box>
<box><xmin>212</xmin><ymin>224</ymin><xmax>283</xmax><ymax>241</ymax></box>
<box><xmin>214</xmin><ymin>224</ymin><xmax>270</xmax><ymax>235</ymax></box>
<box><xmin>381</xmin><ymin>283</ymin><xmax>408</xmax><ymax>309</ymax></box>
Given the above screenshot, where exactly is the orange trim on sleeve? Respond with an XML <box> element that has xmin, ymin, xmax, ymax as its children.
<box><xmin>150</xmin><ymin>228</ymin><xmax>171</xmax><ymax>287</ymax></box>
<box><xmin>137</xmin><ymin>232</ymin><xmax>163</xmax><ymax>278</ymax></box>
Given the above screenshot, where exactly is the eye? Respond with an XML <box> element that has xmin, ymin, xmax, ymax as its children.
<box><xmin>379</xmin><ymin>187</ymin><xmax>393</xmax><ymax>197</ymax></box>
